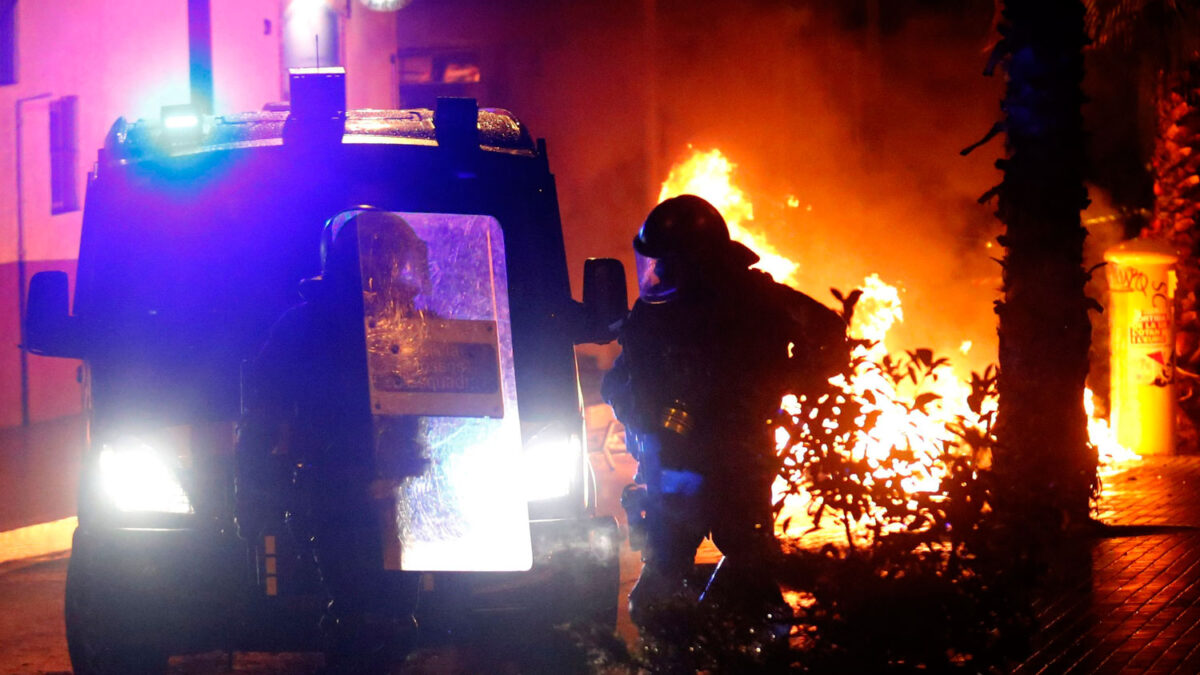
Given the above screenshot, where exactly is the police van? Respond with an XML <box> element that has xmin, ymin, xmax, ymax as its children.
<box><xmin>24</xmin><ymin>69</ymin><xmax>626</xmax><ymax>674</ymax></box>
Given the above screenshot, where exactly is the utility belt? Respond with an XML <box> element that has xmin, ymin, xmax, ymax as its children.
<box><xmin>639</xmin><ymin>399</ymin><xmax>765</xmax><ymax>453</ymax></box>
<box><xmin>657</xmin><ymin>400</ymin><xmax>695</xmax><ymax>437</ymax></box>
<box><xmin>632</xmin><ymin>400</ymin><xmax>706</xmax><ymax>497</ymax></box>
<box><xmin>630</xmin><ymin>398</ymin><xmax>773</xmax><ymax>484</ymax></box>
<box><xmin>623</xmin><ymin>399</ymin><xmax>691</xmax><ymax>460</ymax></box>
<box><xmin>624</xmin><ymin>400</ymin><xmax>696</xmax><ymax>466</ymax></box>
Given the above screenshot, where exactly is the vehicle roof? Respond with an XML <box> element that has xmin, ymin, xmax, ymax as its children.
<box><xmin>103</xmin><ymin>107</ymin><xmax>538</xmax><ymax>164</ymax></box>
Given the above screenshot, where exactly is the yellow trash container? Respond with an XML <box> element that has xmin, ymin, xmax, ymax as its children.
<box><xmin>1105</xmin><ymin>239</ymin><xmax>1179</xmax><ymax>456</ymax></box>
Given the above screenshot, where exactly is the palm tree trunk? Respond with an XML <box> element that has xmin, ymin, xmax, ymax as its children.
<box><xmin>1142</xmin><ymin>63</ymin><xmax>1200</xmax><ymax>439</ymax></box>
<box><xmin>993</xmin><ymin>0</ymin><xmax>1096</xmax><ymax>527</ymax></box>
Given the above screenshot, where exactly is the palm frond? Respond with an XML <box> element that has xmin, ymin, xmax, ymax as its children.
<box><xmin>1084</xmin><ymin>0</ymin><xmax>1200</xmax><ymax>69</ymax></box>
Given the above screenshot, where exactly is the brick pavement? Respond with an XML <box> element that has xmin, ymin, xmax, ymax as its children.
<box><xmin>1016</xmin><ymin>456</ymin><xmax>1200</xmax><ymax>674</ymax></box>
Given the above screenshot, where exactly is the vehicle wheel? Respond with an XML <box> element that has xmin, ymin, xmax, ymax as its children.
<box><xmin>65</xmin><ymin>533</ymin><xmax>169</xmax><ymax>675</ymax></box>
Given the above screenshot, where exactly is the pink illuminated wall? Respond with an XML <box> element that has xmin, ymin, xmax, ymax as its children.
<box><xmin>0</xmin><ymin>1</ymin><xmax>279</xmax><ymax>428</ymax></box>
<box><xmin>0</xmin><ymin>2</ymin><xmax>404</xmax><ymax>537</ymax></box>
<box><xmin>0</xmin><ymin>1</ymin><xmax>193</xmax><ymax>428</ymax></box>
<box><xmin>0</xmin><ymin>1</ymin><xmax>396</xmax><ymax>429</ymax></box>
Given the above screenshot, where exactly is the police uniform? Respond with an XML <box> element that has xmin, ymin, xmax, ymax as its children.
<box><xmin>236</xmin><ymin>211</ymin><xmax>423</xmax><ymax>674</ymax></box>
<box><xmin>602</xmin><ymin>195</ymin><xmax>846</xmax><ymax>624</ymax></box>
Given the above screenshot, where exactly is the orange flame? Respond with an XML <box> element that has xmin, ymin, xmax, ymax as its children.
<box><xmin>1087</xmin><ymin>387</ymin><xmax>1140</xmax><ymax>468</ymax></box>
<box><xmin>656</xmin><ymin>148</ymin><xmax>1135</xmax><ymax>537</ymax></box>
<box><xmin>657</xmin><ymin>148</ymin><xmax>800</xmax><ymax>284</ymax></box>
<box><xmin>849</xmin><ymin>274</ymin><xmax>903</xmax><ymax>354</ymax></box>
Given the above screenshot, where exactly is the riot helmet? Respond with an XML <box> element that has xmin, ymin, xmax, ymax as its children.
<box><xmin>634</xmin><ymin>194</ymin><xmax>746</xmax><ymax>303</ymax></box>
<box><xmin>319</xmin><ymin>209</ymin><xmax>431</xmax><ymax>317</ymax></box>
<box><xmin>320</xmin><ymin>208</ymin><xmax>364</xmax><ymax>287</ymax></box>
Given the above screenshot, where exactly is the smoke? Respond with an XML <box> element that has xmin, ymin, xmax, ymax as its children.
<box><xmin>648</xmin><ymin>1</ymin><xmax>1004</xmax><ymax>376</ymax></box>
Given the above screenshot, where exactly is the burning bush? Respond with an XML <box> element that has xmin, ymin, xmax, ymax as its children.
<box><xmin>614</xmin><ymin>339</ymin><xmax>1034</xmax><ymax>674</ymax></box>
<box><xmin>588</xmin><ymin>342</ymin><xmax>1027</xmax><ymax>674</ymax></box>
<box><xmin>592</xmin><ymin>147</ymin><xmax>1111</xmax><ymax>672</ymax></box>
<box><xmin>769</xmin><ymin>330</ymin><xmax>1022</xmax><ymax>673</ymax></box>
<box><xmin>774</xmin><ymin>347</ymin><xmax>993</xmax><ymax>553</ymax></box>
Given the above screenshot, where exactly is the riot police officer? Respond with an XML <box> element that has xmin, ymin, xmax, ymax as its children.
<box><xmin>236</xmin><ymin>209</ymin><xmax>425</xmax><ymax>674</ymax></box>
<box><xmin>603</xmin><ymin>194</ymin><xmax>847</xmax><ymax>629</ymax></box>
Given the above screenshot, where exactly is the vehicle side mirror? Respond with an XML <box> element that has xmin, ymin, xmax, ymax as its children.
<box><xmin>581</xmin><ymin>258</ymin><xmax>628</xmax><ymax>344</ymax></box>
<box><xmin>25</xmin><ymin>270</ymin><xmax>81</xmax><ymax>358</ymax></box>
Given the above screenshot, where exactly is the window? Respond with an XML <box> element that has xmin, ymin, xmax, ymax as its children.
<box><xmin>49</xmin><ymin>95</ymin><xmax>79</xmax><ymax>214</ymax></box>
<box><xmin>398</xmin><ymin>52</ymin><xmax>481</xmax><ymax>85</ymax></box>
<box><xmin>397</xmin><ymin>50</ymin><xmax>484</xmax><ymax>109</ymax></box>
<box><xmin>0</xmin><ymin>0</ymin><xmax>15</xmax><ymax>85</ymax></box>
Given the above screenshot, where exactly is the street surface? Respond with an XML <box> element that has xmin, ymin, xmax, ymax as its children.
<box><xmin>0</xmin><ymin>444</ymin><xmax>644</xmax><ymax>674</ymax></box>
<box><xmin>0</xmin><ymin>555</ymin><xmax>72</xmax><ymax>675</ymax></box>
<box><xmin>17</xmin><ymin>430</ymin><xmax>1200</xmax><ymax>673</ymax></box>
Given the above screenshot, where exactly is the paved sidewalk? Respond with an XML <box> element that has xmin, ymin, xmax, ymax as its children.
<box><xmin>1016</xmin><ymin>456</ymin><xmax>1200</xmax><ymax>674</ymax></box>
<box><xmin>0</xmin><ymin>415</ymin><xmax>84</xmax><ymax>532</ymax></box>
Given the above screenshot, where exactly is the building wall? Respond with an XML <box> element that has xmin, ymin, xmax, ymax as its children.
<box><xmin>0</xmin><ymin>1</ymin><xmax>400</xmax><ymax>538</ymax></box>
<box><xmin>394</xmin><ymin>0</ymin><xmax>655</xmax><ymax>372</ymax></box>
<box><xmin>0</xmin><ymin>1</ymin><xmax>397</xmax><ymax>431</ymax></box>
<box><xmin>346</xmin><ymin>3</ymin><xmax>398</xmax><ymax>109</ymax></box>
<box><xmin>0</xmin><ymin>1</ymin><xmax>178</xmax><ymax>429</ymax></box>
<box><xmin>0</xmin><ymin>0</ymin><xmax>278</xmax><ymax>538</ymax></box>
<box><xmin>212</xmin><ymin>0</ymin><xmax>288</xmax><ymax>115</ymax></box>
<box><xmin>0</xmin><ymin>1</ymin><xmax>288</xmax><ymax>430</ymax></box>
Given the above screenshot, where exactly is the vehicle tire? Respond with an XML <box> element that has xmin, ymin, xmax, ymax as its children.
<box><xmin>65</xmin><ymin>533</ymin><xmax>169</xmax><ymax>675</ymax></box>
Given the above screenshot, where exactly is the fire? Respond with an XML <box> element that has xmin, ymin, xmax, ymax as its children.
<box><xmin>1087</xmin><ymin>387</ymin><xmax>1140</xmax><ymax>468</ymax></box>
<box><xmin>656</xmin><ymin>148</ymin><xmax>1137</xmax><ymax>538</ymax></box>
<box><xmin>839</xmin><ymin>279</ymin><xmax>972</xmax><ymax>495</ymax></box>
<box><xmin>658</xmin><ymin>148</ymin><xmax>800</xmax><ymax>284</ymax></box>
<box><xmin>848</xmin><ymin>274</ymin><xmax>903</xmax><ymax>354</ymax></box>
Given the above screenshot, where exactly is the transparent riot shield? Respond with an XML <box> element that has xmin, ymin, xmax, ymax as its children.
<box><xmin>356</xmin><ymin>211</ymin><xmax>532</xmax><ymax>572</ymax></box>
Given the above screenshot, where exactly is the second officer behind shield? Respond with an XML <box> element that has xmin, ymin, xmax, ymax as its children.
<box><xmin>236</xmin><ymin>209</ymin><xmax>427</xmax><ymax>674</ymax></box>
<box><xmin>603</xmin><ymin>194</ymin><xmax>848</xmax><ymax>631</ymax></box>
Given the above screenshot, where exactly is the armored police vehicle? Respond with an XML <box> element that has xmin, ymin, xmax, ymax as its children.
<box><xmin>24</xmin><ymin>69</ymin><xmax>626</xmax><ymax>674</ymax></box>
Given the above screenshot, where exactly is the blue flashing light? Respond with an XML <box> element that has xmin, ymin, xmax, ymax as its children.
<box><xmin>159</xmin><ymin>104</ymin><xmax>204</xmax><ymax>149</ymax></box>
<box><xmin>160</xmin><ymin>104</ymin><xmax>203</xmax><ymax>135</ymax></box>
<box><xmin>163</xmin><ymin>113</ymin><xmax>199</xmax><ymax>130</ymax></box>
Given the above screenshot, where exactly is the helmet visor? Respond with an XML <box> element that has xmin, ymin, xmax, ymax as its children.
<box><xmin>635</xmin><ymin>252</ymin><xmax>680</xmax><ymax>304</ymax></box>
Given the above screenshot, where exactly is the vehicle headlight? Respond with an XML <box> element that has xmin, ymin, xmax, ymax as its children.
<box><xmin>523</xmin><ymin>430</ymin><xmax>582</xmax><ymax>502</ymax></box>
<box><xmin>97</xmin><ymin>439</ymin><xmax>193</xmax><ymax>514</ymax></box>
